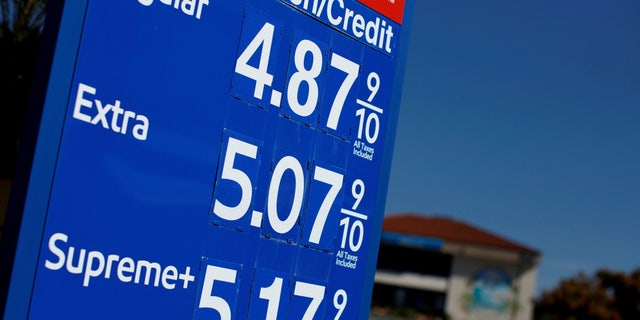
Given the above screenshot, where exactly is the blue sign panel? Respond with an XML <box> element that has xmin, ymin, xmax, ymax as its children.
<box><xmin>4</xmin><ymin>0</ymin><xmax>413</xmax><ymax>319</ymax></box>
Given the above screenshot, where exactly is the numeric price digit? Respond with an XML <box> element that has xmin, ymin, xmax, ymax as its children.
<box><xmin>259</xmin><ymin>277</ymin><xmax>284</xmax><ymax>320</ymax></box>
<box><xmin>233</xmin><ymin>19</ymin><xmax>365</xmax><ymax>134</ymax></box>
<box><xmin>338</xmin><ymin>179</ymin><xmax>368</xmax><ymax>252</ymax></box>
<box><xmin>196</xmin><ymin>265</ymin><xmax>239</xmax><ymax>320</ymax></box>
<box><xmin>267</xmin><ymin>156</ymin><xmax>305</xmax><ymax>234</ymax></box>
<box><xmin>333</xmin><ymin>289</ymin><xmax>348</xmax><ymax>319</ymax></box>
<box><xmin>287</xmin><ymin>40</ymin><xmax>323</xmax><ymax>117</ymax></box>
<box><xmin>339</xmin><ymin>217</ymin><xmax>364</xmax><ymax>252</ymax></box>
<box><xmin>308</xmin><ymin>166</ymin><xmax>344</xmax><ymax>244</ymax></box>
<box><xmin>213</xmin><ymin>137</ymin><xmax>258</xmax><ymax>221</ymax></box>
<box><xmin>326</xmin><ymin>53</ymin><xmax>360</xmax><ymax>130</ymax></box>
<box><xmin>212</xmin><ymin>136</ymin><xmax>348</xmax><ymax>246</ymax></box>
<box><xmin>294</xmin><ymin>281</ymin><xmax>326</xmax><ymax>320</ymax></box>
<box><xmin>366</xmin><ymin>72</ymin><xmax>380</xmax><ymax>102</ymax></box>
<box><xmin>235</xmin><ymin>22</ymin><xmax>275</xmax><ymax>100</ymax></box>
<box><xmin>355</xmin><ymin>106</ymin><xmax>380</xmax><ymax>144</ymax></box>
<box><xmin>351</xmin><ymin>179</ymin><xmax>365</xmax><ymax>210</ymax></box>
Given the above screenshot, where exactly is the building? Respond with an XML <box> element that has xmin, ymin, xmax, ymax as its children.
<box><xmin>372</xmin><ymin>213</ymin><xmax>540</xmax><ymax>320</ymax></box>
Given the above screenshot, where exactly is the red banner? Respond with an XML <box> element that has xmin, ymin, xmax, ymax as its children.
<box><xmin>358</xmin><ymin>0</ymin><xmax>405</xmax><ymax>24</ymax></box>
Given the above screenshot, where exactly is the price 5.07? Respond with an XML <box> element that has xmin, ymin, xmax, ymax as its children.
<box><xmin>211</xmin><ymin>135</ymin><xmax>362</xmax><ymax>248</ymax></box>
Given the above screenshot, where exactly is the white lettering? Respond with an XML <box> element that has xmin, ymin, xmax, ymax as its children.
<box><xmin>90</xmin><ymin>100</ymin><xmax>112</xmax><ymax>128</ymax></box>
<box><xmin>72</xmin><ymin>83</ymin><xmax>94</xmax><ymax>123</ymax></box>
<box><xmin>121</xmin><ymin>111</ymin><xmax>136</xmax><ymax>135</ymax></box>
<box><xmin>342</xmin><ymin>8</ymin><xmax>354</xmax><ymax>31</ymax></box>
<box><xmin>44</xmin><ymin>233</ymin><xmax>67</xmax><ymax>270</ymax></box>
<box><xmin>83</xmin><ymin>251</ymin><xmax>105</xmax><ymax>287</ymax></box>
<box><xmin>365</xmin><ymin>17</ymin><xmax>380</xmax><ymax>46</ymax></box>
<box><xmin>179</xmin><ymin>266</ymin><xmax>195</xmax><ymax>289</ymax></box>
<box><xmin>385</xmin><ymin>25</ymin><xmax>394</xmax><ymax>53</ymax></box>
<box><xmin>138</xmin><ymin>0</ymin><xmax>209</xmax><ymax>19</ymax></box>
<box><xmin>327</xmin><ymin>0</ymin><xmax>343</xmax><ymax>26</ymax></box>
<box><xmin>133</xmin><ymin>115</ymin><xmax>150</xmax><ymax>140</ymax></box>
<box><xmin>352</xmin><ymin>14</ymin><xmax>365</xmax><ymax>37</ymax></box>
<box><xmin>110</xmin><ymin>100</ymin><xmax>124</xmax><ymax>132</ymax></box>
<box><xmin>66</xmin><ymin>247</ymin><xmax>86</xmax><ymax>274</ymax></box>
<box><xmin>72</xmin><ymin>83</ymin><xmax>150</xmax><ymax>141</ymax></box>
<box><xmin>289</xmin><ymin>0</ymin><xmax>397</xmax><ymax>54</ymax></box>
<box><xmin>135</xmin><ymin>260</ymin><xmax>162</xmax><ymax>286</ymax></box>
<box><xmin>181</xmin><ymin>0</ymin><xmax>196</xmax><ymax>15</ymax></box>
<box><xmin>378</xmin><ymin>19</ymin><xmax>387</xmax><ymax>49</ymax></box>
<box><xmin>118</xmin><ymin>257</ymin><xmax>135</xmax><ymax>282</ymax></box>
<box><xmin>43</xmin><ymin>232</ymin><xmax>194</xmax><ymax>291</ymax></box>
<box><xmin>162</xmin><ymin>266</ymin><xmax>178</xmax><ymax>289</ymax></box>
<box><xmin>196</xmin><ymin>0</ymin><xmax>208</xmax><ymax>19</ymax></box>
<box><xmin>104</xmin><ymin>254</ymin><xmax>120</xmax><ymax>279</ymax></box>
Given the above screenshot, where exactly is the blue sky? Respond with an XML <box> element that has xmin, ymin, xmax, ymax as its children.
<box><xmin>385</xmin><ymin>0</ymin><xmax>640</xmax><ymax>294</ymax></box>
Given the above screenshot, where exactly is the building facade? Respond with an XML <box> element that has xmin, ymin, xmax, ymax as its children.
<box><xmin>372</xmin><ymin>213</ymin><xmax>540</xmax><ymax>320</ymax></box>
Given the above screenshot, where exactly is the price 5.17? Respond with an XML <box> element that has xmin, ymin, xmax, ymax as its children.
<box><xmin>195</xmin><ymin>263</ymin><xmax>349</xmax><ymax>319</ymax></box>
<box><xmin>234</xmin><ymin>20</ymin><xmax>382</xmax><ymax>137</ymax></box>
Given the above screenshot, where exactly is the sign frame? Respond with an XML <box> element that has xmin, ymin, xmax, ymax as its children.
<box><xmin>1</xmin><ymin>0</ymin><xmax>415</xmax><ymax>318</ymax></box>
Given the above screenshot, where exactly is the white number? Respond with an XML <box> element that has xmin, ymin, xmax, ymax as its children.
<box><xmin>366</xmin><ymin>72</ymin><xmax>380</xmax><ymax>102</ymax></box>
<box><xmin>213</xmin><ymin>137</ymin><xmax>258</xmax><ymax>221</ymax></box>
<box><xmin>294</xmin><ymin>281</ymin><xmax>326</xmax><ymax>320</ymax></box>
<box><xmin>339</xmin><ymin>218</ymin><xmax>349</xmax><ymax>249</ymax></box>
<box><xmin>236</xmin><ymin>22</ymin><xmax>376</xmax><ymax>138</ymax></box>
<box><xmin>348</xmin><ymin>219</ymin><xmax>364</xmax><ymax>252</ymax></box>
<box><xmin>235</xmin><ymin>22</ymin><xmax>275</xmax><ymax>100</ymax></box>
<box><xmin>213</xmin><ymin>136</ymin><xmax>347</xmax><ymax>245</ymax></box>
<box><xmin>198</xmin><ymin>265</ymin><xmax>238</xmax><ymax>320</ymax></box>
<box><xmin>339</xmin><ymin>217</ymin><xmax>364</xmax><ymax>252</ymax></box>
<box><xmin>287</xmin><ymin>39</ymin><xmax>323</xmax><ymax>117</ymax></box>
<box><xmin>259</xmin><ymin>277</ymin><xmax>283</xmax><ymax>320</ymax></box>
<box><xmin>267</xmin><ymin>156</ymin><xmax>305</xmax><ymax>234</ymax></box>
<box><xmin>200</xmin><ymin>266</ymin><xmax>346</xmax><ymax>320</ymax></box>
<box><xmin>351</xmin><ymin>179</ymin><xmax>364</xmax><ymax>210</ymax></box>
<box><xmin>308</xmin><ymin>166</ymin><xmax>344</xmax><ymax>244</ymax></box>
<box><xmin>326</xmin><ymin>53</ymin><xmax>359</xmax><ymax>130</ymax></box>
<box><xmin>355</xmin><ymin>108</ymin><xmax>380</xmax><ymax>144</ymax></box>
<box><xmin>333</xmin><ymin>289</ymin><xmax>347</xmax><ymax>320</ymax></box>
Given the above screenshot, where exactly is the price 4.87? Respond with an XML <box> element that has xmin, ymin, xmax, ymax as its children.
<box><xmin>233</xmin><ymin>20</ymin><xmax>383</xmax><ymax>140</ymax></box>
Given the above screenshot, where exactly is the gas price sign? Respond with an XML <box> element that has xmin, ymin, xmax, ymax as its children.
<box><xmin>3</xmin><ymin>0</ymin><xmax>413</xmax><ymax>319</ymax></box>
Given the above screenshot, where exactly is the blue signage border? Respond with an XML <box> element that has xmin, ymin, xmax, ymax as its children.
<box><xmin>2</xmin><ymin>1</ymin><xmax>88</xmax><ymax>318</ymax></box>
<box><xmin>2</xmin><ymin>1</ymin><xmax>415</xmax><ymax>319</ymax></box>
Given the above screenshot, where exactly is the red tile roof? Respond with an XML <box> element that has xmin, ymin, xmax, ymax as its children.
<box><xmin>383</xmin><ymin>213</ymin><xmax>539</xmax><ymax>255</ymax></box>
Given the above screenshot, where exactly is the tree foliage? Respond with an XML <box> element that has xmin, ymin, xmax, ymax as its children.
<box><xmin>0</xmin><ymin>0</ymin><xmax>47</xmax><ymax>178</ymax></box>
<box><xmin>535</xmin><ymin>268</ymin><xmax>640</xmax><ymax>320</ymax></box>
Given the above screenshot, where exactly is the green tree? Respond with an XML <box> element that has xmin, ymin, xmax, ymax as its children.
<box><xmin>597</xmin><ymin>269</ymin><xmax>640</xmax><ymax>320</ymax></box>
<box><xmin>535</xmin><ymin>269</ymin><xmax>640</xmax><ymax>320</ymax></box>
<box><xmin>1</xmin><ymin>0</ymin><xmax>47</xmax><ymax>178</ymax></box>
